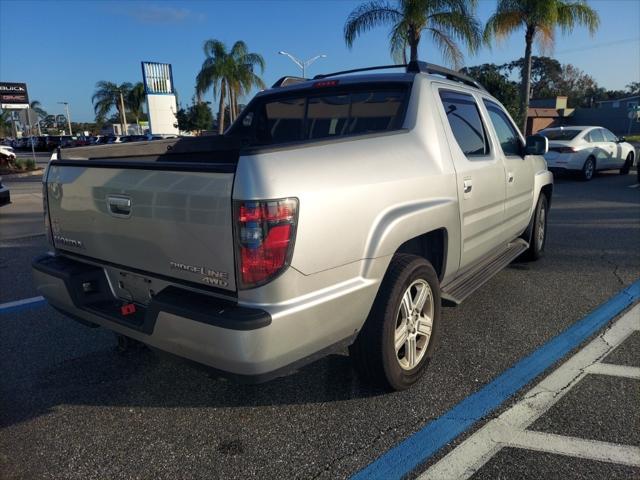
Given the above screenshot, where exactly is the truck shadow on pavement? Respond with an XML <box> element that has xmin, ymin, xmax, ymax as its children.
<box><xmin>1</xmin><ymin>330</ymin><xmax>385</xmax><ymax>428</ymax></box>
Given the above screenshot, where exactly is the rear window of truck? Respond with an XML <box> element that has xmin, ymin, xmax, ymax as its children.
<box><xmin>230</xmin><ymin>85</ymin><xmax>409</xmax><ymax>146</ymax></box>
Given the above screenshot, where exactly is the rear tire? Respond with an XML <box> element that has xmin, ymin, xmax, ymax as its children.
<box><xmin>582</xmin><ymin>156</ymin><xmax>596</xmax><ymax>181</ymax></box>
<box><xmin>522</xmin><ymin>194</ymin><xmax>548</xmax><ymax>261</ymax></box>
<box><xmin>620</xmin><ymin>153</ymin><xmax>633</xmax><ymax>175</ymax></box>
<box><xmin>349</xmin><ymin>254</ymin><xmax>441</xmax><ymax>391</ymax></box>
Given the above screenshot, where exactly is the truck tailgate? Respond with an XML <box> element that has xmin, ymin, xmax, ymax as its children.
<box><xmin>46</xmin><ymin>163</ymin><xmax>237</xmax><ymax>292</ymax></box>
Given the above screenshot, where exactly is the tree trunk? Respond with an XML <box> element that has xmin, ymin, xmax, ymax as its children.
<box><xmin>232</xmin><ymin>86</ymin><xmax>238</xmax><ymax>121</ymax></box>
<box><xmin>520</xmin><ymin>26</ymin><xmax>535</xmax><ymax>134</ymax></box>
<box><xmin>229</xmin><ymin>84</ymin><xmax>235</xmax><ymax>123</ymax></box>
<box><xmin>409</xmin><ymin>26</ymin><xmax>420</xmax><ymax>62</ymax></box>
<box><xmin>218</xmin><ymin>80</ymin><xmax>226</xmax><ymax>135</ymax></box>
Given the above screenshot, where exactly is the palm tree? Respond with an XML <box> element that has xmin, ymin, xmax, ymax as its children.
<box><xmin>627</xmin><ymin>81</ymin><xmax>640</xmax><ymax>95</ymax></box>
<box><xmin>0</xmin><ymin>109</ymin><xmax>13</xmax><ymax>138</ymax></box>
<box><xmin>196</xmin><ymin>39</ymin><xmax>265</xmax><ymax>134</ymax></box>
<box><xmin>29</xmin><ymin>101</ymin><xmax>47</xmax><ymax>119</ymax></box>
<box><xmin>344</xmin><ymin>0</ymin><xmax>481</xmax><ymax>67</ymax></box>
<box><xmin>29</xmin><ymin>101</ymin><xmax>47</xmax><ymax>136</ymax></box>
<box><xmin>228</xmin><ymin>42</ymin><xmax>266</xmax><ymax>122</ymax></box>
<box><xmin>92</xmin><ymin>81</ymin><xmax>133</xmax><ymax>134</ymax></box>
<box><xmin>126</xmin><ymin>82</ymin><xmax>146</xmax><ymax>129</ymax></box>
<box><xmin>485</xmin><ymin>0</ymin><xmax>599</xmax><ymax>133</ymax></box>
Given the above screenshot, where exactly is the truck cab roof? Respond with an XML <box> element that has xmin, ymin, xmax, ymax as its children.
<box><xmin>266</xmin><ymin>61</ymin><xmax>485</xmax><ymax>95</ymax></box>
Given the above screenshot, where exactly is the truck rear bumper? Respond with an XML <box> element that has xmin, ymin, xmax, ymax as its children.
<box><xmin>32</xmin><ymin>254</ymin><xmax>364</xmax><ymax>381</ymax></box>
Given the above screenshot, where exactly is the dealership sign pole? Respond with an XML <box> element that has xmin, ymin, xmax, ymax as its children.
<box><xmin>141</xmin><ymin>62</ymin><xmax>179</xmax><ymax>136</ymax></box>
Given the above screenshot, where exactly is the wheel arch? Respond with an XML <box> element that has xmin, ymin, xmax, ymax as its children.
<box><xmin>395</xmin><ymin>229</ymin><xmax>447</xmax><ymax>281</ymax></box>
<box><xmin>361</xmin><ymin>198</ymin><xmax>459</xmax><ymax>282</ymax></box>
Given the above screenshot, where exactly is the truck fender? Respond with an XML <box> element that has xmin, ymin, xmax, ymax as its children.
<box><xmin>361</xmin><ymin>197</ymin><xmax>459</xmax><ymax>277</ymax></box>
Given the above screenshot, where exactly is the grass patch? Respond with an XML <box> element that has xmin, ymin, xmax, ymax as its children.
<box><xmin>14</xmin><ymin>157</ymin><xmax>37</xmax><ymax>171</ymax></box>
<box><xmin>1</xmin><ymin>157</ymin><xmax>40</xmax><ymax>173</ymax></box>
<box><xmin>625</xmin><ymin>134</ymin><xmax>640</xmax><ymax>143</ymax></box>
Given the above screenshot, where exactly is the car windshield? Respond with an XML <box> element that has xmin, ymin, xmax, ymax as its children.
<box><xmin>540</xmin><ymin>129</ymin><xmax>581</xmax><ymax>140</ymax></box>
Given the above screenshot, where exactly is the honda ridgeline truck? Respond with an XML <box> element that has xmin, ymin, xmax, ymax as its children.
<box><xmin>33</xmin><ymin>62</ymin><xmax>553</xmax><ymax>390</ymax></box>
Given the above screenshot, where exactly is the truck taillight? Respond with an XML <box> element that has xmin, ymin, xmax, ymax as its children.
<box><xmin>234</xmin><ymin>198</ymin><xmax>298</xmax><ymax>289</ymax></box>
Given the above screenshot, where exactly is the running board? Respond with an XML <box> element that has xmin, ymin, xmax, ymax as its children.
<box><xmin>441</xmin><ymin>239</ymin><xmax>529</xmax><ymax>305</ymax></box>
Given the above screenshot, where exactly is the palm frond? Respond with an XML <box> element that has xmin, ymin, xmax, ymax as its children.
<box><xmin>429</xmin><ymin>10</ymin><xmax>482</xmax><ymax>53</ymax></box>
<box><xmin>241</xmin><ymin>53</ymin><xmax>266</xmax><ymax>73</ymax></box>
<box><xmin>427</xmin><ymin>27</ymin><xmax>463</xmax><ymax>68</ymax></box>
<box><xmin>484</xmin><ymin>11</ymin><xmax>524</xmax><ymax>43</ymax></box>
<box><xmin>344</xmin><ymin>1</ymin><xmax>402</xmax><ymax>48</ymax></box>
<box><xmin>535</xmin><ymin>22</ymin><xmax>555</xmax><ymax>53</ymax></box>
<box><xmin>389</xmin><ymin>22</ymin><xmax>409</xmax><ymax>63</ymax></box>
<box><xmin>556</xmin><ymin>0</ymin><xmax>599</xmax><ymax>35</ymax></box>
<box><xmin>203</xmin><ymin>39</ymin><xmax>226</xmax><ymax>58</ymax></box>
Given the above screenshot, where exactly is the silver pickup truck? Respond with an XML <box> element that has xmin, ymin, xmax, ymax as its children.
<box><xmin>33</xmin><ymin>62</ymin><xmax>553</xmax><ymax>390</ymax></box>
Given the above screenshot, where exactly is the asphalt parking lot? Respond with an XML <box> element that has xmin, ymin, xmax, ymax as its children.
<box><xmin>1</xmin><ymin>171</ymin><xmax>639</xmax><ymax>479</ymax></box>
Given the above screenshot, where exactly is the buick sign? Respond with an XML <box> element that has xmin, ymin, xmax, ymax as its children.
<box><xmin>0</xmin><ymin>82</ymin><xmax>29</xmax><ymax>109</ymax></box>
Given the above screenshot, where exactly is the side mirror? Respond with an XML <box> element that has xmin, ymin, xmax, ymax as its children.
<box><xmin>525</xmin><ymin>134</ymin><xmax>548</xmax><ymax>155</ymax></box>
<box><xmin>617</xmin><ymin>136</ymin><xmax>626</xmax><ymax>143</ymax></box>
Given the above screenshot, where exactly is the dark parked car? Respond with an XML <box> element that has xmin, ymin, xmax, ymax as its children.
<box><xmin>44</xmin><ymin>136</ymin><xmax>62</xmax><ymax>151</ymax></box>
<box><xmin>120</xmin><ymin>135</ymin><xmax>148</xmax><ymax>143</ymax></box>
<box><xmin>60</xmin><ymin>136</ymin><xmax>77</xmax><ymax>148</ymax></box>
<box><xmin>0</xmin><ymin>176</ymin><xmax>10</xmax><ymax>207</ymax></box>
<box><xmin>74</xmin><ymin>137</ymin><xmax>93</xmax><ymax>147</ymax></box>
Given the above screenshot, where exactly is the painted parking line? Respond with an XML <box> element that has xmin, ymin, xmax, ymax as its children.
<box><xmin>0</xmin><ymin>296</ymin><xmax>46</xmax><ymax>314</ymax></box>
<box><xmin>351</xmin><ymin>279</ymin><xmax>640</xmax><ymax>480</ymax></box>
<box><xmin>420</xmin><ymin>303</ymin><xmax>640</xmax><ymax>479</ymax></box>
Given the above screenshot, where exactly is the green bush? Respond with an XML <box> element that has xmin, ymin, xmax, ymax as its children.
<box><xmin>14</xmin><ymin>157</ymin><xmax>37</xmax><ymax>171</ymax></box>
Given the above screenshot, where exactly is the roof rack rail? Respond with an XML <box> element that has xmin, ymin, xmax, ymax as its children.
<box><xmin>407</xmin><ymin>61</ymin><xmax>486</xmax><ymax>91</ymax></box>
<box><xmin>272</xmin><ymin>76</ymin><xmax>309</xmax><ymax>88</ymax></box>
<box><xmin>313</xmin><ymin>64</ymin><xmax>403</xmax><ymax>80</ymax></box>
<box><xmin>311</xmin><ymin>61</ymin><xmax>485</xmax><ymax>91</ymax></box>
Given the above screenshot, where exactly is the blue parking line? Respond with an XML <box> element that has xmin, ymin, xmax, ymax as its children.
<box><xmin>352</xmin><ymin>279</ymin><xmax>640</xmax><ymax>480</ymax></box>
<box><xmin>0</xmin><ymin>296</ymin><xmax>47</xmax><ymax>315</ymax></box>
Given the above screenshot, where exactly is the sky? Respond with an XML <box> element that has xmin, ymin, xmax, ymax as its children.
<box><xmin>1</xmin><ymin>0</ymin><xmax>638</xmax><ymax>122</ymax></box>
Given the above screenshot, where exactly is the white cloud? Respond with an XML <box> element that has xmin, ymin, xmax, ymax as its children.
<box><xmin>125</xmin><ymin>5</ymin><xmax>205</xmax><ymax>24</ymax></box>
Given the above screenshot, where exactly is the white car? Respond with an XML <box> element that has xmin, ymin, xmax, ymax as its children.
<box><xmin>540</xmin><ymin>126</ymin><xmax>636</xmax><ymax>181</ymax></box>
<box><xmin>0</xmin><ymin>145</ymin><xmax>16</xmax><ymax>161</ymax></box>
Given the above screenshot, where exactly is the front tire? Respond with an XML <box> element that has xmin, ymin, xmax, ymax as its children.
<box><xmin>620</xmin><ymin>153</ymin><xmax>633</xmax><ymax>175</ymax></box>
<box><xmin>582</xmin><ymin>156</ymin><xmax>596</xmax><ymax>181</ymax></box>
<box><xmin>349</xmin><ymin>254</ymin><xmax>441</xmax><ymax>391</ymax></box>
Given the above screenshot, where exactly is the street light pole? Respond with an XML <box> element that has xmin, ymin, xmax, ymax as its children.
<box><xmin>58</xmin><ymin>102</ymin><xmax>73</xmax><ymax>135</ymax></box>
<box><xmin>278</xmin><ymin>51</ymin><xmax>327</xmax><ymax>78</ymax></box>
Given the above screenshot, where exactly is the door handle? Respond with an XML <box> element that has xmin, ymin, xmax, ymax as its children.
<box><xmin>508</xmin><ymin>172</ymin><xmax>514</xmax><ymax>183</ymax></box>
<box><xmin>107</xmin><ymin>195</ymin><xmax>132</xmax><ymax>217</ymax></box>
<box><xmin>463</xmin><ymin>179</ymin><xmax>473</xmax><ymax>194</ymax></box>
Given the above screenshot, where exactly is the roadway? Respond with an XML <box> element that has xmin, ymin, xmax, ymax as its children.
<box><xmin>0</xmin><ymin>171</ymin><xmax>638</xmax><ymax>479</ymax></box>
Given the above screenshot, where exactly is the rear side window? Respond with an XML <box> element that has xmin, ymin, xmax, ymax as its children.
<box><xmin>601</xmin><ymin>129</ymin><xmax>617</xmax><ymax>142</ymax></box>
<box><xmin>483</xmin><ymin>100</ymin><xmax>523</xmax><ymax>156</ymax></box>
<box><xmin>230</xmin><ymin>85</ymin><xmax>408</xmax><ymax>146</ymax></box>
<box><xmin>439</xmin><ymin>90</ymin><xmax>489</xmax><ymax>157</ymax></box>
<box><xmin>588</xmin><ymin>129</ymin><xmax>604</xmax><ymax>142</ymax></box>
